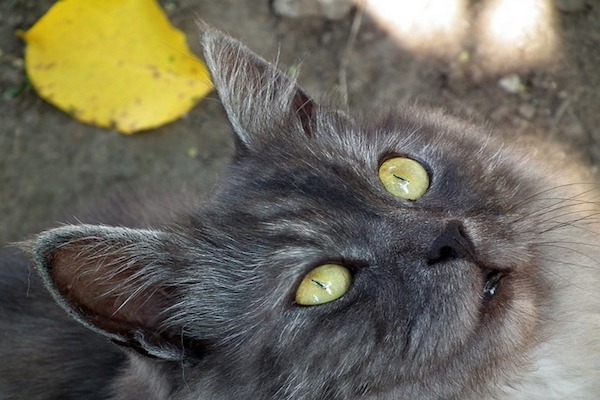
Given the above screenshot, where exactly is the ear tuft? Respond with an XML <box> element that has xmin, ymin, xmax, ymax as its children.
<box><xmin>24</xmin><ymin>225</ymin><xmax>183</xmax><ymax>360</ymax></box>
<box><xmin>200</xmin><ymin>27</ymin><xmax>316</xmax><ymax>151</ymax></box>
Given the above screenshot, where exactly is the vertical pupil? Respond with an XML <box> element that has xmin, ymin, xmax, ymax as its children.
<box><xmin>393</xmin><ymin>173</ymin><xmax>407</xmax><ymax>182</ymax></box>
<box><xmin>295</xmin><ymin>264</ymin><xmax>352</xmax><ymax>306</ymax></box>
<box><xmin>311</xmin><ymin>279</ymin><xmax>325</xmax><ymax>289</ymax></box>
<box><xmin>379</xmin><ymin>157</ymin><xmax>429</xmax><ymax>200</ymax></box>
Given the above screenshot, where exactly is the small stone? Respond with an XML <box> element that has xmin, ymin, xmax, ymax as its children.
<box><xmin>498</xmin><ymin>74</ymin><xmax>525</xmax><ymax>93</ymax></box>
<box><xmin>273</xmin><ymin>0</ymin><xmax>316</xmax><ymax>18</ymax></box>
<box><xmin>164</xmin><ymin>2</ymin><xmax>176</xmax><ymax>14</ymax></box>
<box><xmin>11</xmin><ymin>57</ymin><xmax>24</xmax><ymax>69</ymax></box>
<box><xmin>187</xmin><ymin>147</ymin><xmax>199</xmax><ymax>159</ymax></box>
<box><xmin>272</xmin><ymin>0</ymin><xmax>353</xmax><ymax>20</ymax></box>
<box><xmin>320</xmin><ymin>0</ymin><xmax>354</xmax><ymax>19</ymax></box>
<box><xmin>458</xmin><ymin>51</ymin><xmax>470</xmax><ymax>63</ymax></box>
<box><xmin>554</xmin><ymin>0</ymin><xmax>588</xmax><ymax>13</ymax></box>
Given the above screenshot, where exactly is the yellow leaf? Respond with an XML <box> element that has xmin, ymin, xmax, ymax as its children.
<box><xmin>22</xmin><ymin>0</ymin><xmax>212</xmax><ymax>134</ymax></box>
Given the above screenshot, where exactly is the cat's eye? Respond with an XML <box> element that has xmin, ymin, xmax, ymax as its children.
<box><xmin>295</xmin><ymin>264</ymin><xmax>352</xmax><ymax>306</ymax></box>
<box><xmin>378</xmin><ymin>157</ymin><xmax>429</xmax><ymax>200</ymax></box>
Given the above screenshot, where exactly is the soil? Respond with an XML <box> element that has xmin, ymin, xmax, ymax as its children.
<box><xmin>1</xmin><ymin>0</ymin><xmax>599</xmax><ymax>245</ymax></box>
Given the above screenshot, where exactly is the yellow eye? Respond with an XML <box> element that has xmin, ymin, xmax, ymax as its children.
<box><xmin>379</xmin><ymin>157</ymin><xmax>429</xmax><ymax>200</ymax></box>
<box><xmin>295</xmin><ymin>264</ymin><xmax>352</xmax><ymax>306</ymax></box>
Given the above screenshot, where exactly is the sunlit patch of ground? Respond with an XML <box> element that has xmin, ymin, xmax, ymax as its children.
<box><xmin>364</xmin><ymin>0</ymin><xmax>560</xmax><ymax>78</ymax></box>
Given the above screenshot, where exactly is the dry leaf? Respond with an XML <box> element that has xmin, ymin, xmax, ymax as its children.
<box><xmin>22</xmin><ymin>0</ymin><xmax>212</xmax><ymax>133</ymax></box>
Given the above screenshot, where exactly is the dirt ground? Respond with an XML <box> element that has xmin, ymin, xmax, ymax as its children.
<box><xmin>1</xmin><ymin>0</ymin><xmax>599</xmax><ymax>246</ymax></box>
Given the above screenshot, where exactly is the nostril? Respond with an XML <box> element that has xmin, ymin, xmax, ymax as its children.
<box><xmin>427</xmin><ymin>220</ymin><xmax>476</xmax><ymax>265</ymax></box>
<box><xmin>436</xmin><ymin>245</ymin><xmax>458</xmax><ymax>260</ymax></box>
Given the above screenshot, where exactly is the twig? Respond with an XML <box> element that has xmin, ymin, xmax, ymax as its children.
<box><xmin>338</xmin><ymin>0</ymin><xmax>366</xmax><ymax>109</ymax></box>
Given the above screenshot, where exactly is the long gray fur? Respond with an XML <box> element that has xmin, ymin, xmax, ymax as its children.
<box><xmin>1</xmin><ymin>27</ymin><xmax>599</xmax><ymax>399</ymax></box>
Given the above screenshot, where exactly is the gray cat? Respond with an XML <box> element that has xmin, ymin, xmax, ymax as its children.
<box><xmin>1</xmin><ymin>28</ymin><xmax>599</xmax><ymax>399</ymax></box>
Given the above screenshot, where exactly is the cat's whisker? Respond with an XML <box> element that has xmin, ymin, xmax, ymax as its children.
<box><xmin>509</xmin><ymin>197</ymin><xmax>600</xmax><ymax>227</ymax></box>
<box><xmin>5</xmin><ymin>26</ymin><xmax>599</xmax><ymax>400</ymax></box>
<box><xmin>504</xmin><ymin>182</ymin><xmax>600</xmax><ymax>214</ymax></box>
<box><xmin>535</xmin><ymin>243</ymin><xmax>600</xmax><ymax>268</ymax></box>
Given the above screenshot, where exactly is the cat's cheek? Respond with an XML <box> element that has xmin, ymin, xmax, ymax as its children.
<box><xmin>478</xmin><ymin>272</ymin><xmax>542</xmax><ymax>356</ymax></box>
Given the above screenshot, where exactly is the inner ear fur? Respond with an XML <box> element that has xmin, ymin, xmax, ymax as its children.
<box><xmin>25</xmin><ymin>225</ymin><xmax>182</xmax><ymax>358</ymax></box>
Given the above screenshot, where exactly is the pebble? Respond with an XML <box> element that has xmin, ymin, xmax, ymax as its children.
<box><xmin>272</xmin><ymin>0</ymin><xmax>354</xmax><ymax>20</ymax></box>
<box><xmin>187</xmin><ymin>147</ymin><xmax>199</xmax><ymax>159</ymax></box>
<box><xmin>498</xmin><ymin>74</ymin><xmax>525</xmax><ymax>93</ymax></box>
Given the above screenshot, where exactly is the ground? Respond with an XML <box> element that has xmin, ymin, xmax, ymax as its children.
<box><xmin>1</xmin><ymin>0</ymin><xmax>599</xmax><ymax>245</ymax></box>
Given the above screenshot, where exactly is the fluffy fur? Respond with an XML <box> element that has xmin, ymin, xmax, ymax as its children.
<box><xmin>1</xmin><ymin>28</ymin><xmax>599</xmax><ymax>399</ymax></box>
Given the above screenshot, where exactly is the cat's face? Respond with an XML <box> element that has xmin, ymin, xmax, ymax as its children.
<box><xmin>178</xmin><ymin>105</ymin><xmax>543</xmax><ymax>397</ymax></box>
<box><xmin>26</xmin><ymin>29</ymin><xmax>597</xmax><ymax>399</ymax></box>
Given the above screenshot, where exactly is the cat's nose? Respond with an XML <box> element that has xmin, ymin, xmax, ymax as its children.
<box><xmin>427</xmin><ymin>220</ymin><xmax>476</xmax><ymax>265</ymax></box>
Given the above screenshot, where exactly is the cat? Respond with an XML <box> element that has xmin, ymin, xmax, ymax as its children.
<box><xmin>1</xmin><ymin>27</ymin><xmax>599</xmax><ymax>399</ymax></box>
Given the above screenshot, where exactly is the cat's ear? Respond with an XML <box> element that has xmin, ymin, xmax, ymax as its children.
<box><xmin>22</xmin><ymin>225</ymin><xmax>185</xmax><ymax>360</ymax></box>
<box><xmin>201</xmin><ymin>28</ymin><xmax>315</xmax><ymax>152</ymax></box>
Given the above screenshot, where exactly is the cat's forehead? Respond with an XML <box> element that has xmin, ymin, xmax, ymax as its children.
<box><xmin>215</xmin><ymin>107</ymin><xmax>519</xmax><ymax>223</ymax></box>
<box><xmin>297</xmin><ymin>107</ymin><xmax>498</xmax><ymax>165</ymax></box>
<box><xmin>241</xmin><ymin>107</ymin><xmax>506</xmax><ymax>196</ymax></box>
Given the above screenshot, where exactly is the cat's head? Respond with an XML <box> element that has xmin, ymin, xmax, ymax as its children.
<box><xmin>23</xmin><ymin>29</ymin><xmax>597</xmax><ymax>398</ymax></box>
